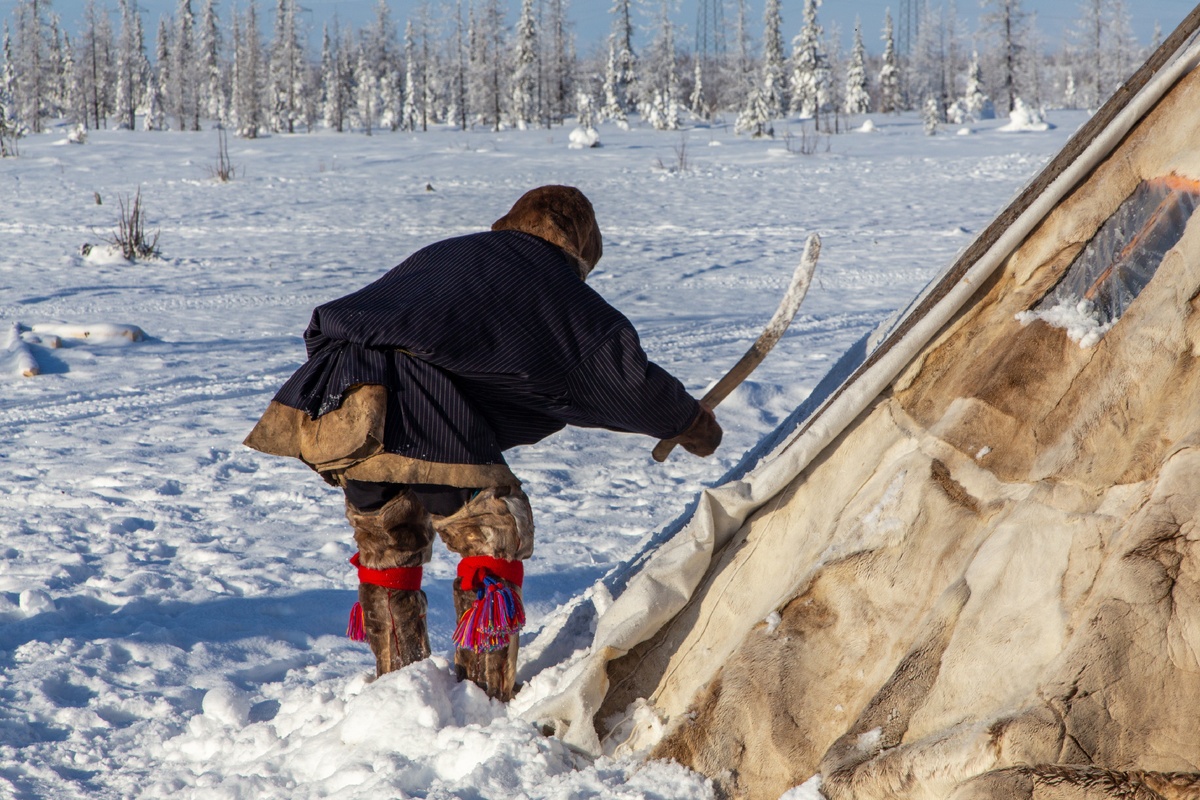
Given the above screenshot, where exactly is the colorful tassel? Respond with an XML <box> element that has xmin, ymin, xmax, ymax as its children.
<box><xmin>346</xmin><ymin>601</ymin><xmax>367</xmax><ymax>641</ymax></box>
<box><xmin>452</xmin><ymin>575</ymin><xmax>526</xmax><ymax>652</ymax></box>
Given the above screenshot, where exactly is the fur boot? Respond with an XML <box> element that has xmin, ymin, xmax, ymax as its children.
<box><xmin>433</xmin><ymin>486</ymin><xmax>534</xmax><ymax>701</ymax></box>
<box><xmin>452</xmin><ymin>578</ymin><xmax>521</xmax><ymax>701</ymax></box>
<box><xmin>358</xmin><ymin>583</ymin><xmax>431</xmax><ymax>676</ymax></box>
<box><xmin>346</xmin><ymin>489</ymin><xmax>435</xmax><ymax>676</ymax></box>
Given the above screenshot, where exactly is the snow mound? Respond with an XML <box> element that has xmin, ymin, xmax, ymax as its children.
<box><xmin>32</xmin><ymin>322</ymin><xmax>146</xmax><ymax>343</ymax></box>
<box><xmin>568</xmin><ymin>126</ymin><xmax>600</xmax><ymax>149</ymax></box>
<box><xmin>857</xmin><ymin>119</ymin><xmax>876</xmax><ymax>133</ymax></box>
<box><xmin>998</xmin><ymin>98</ymin><xmax>1054</xmax><ymax>132</ymax></box>
<box><xmin>1015</xmin><ymin>295</ymin><xmax>1113</xmax><ymax>347</ymax></box>
<box><xmin>147</xmin><ymin>657</ymin><xmax>712</xmax><ymax>798</ymax></box>
<box><xmin>81</xmin><ymin>243</ymin><xmax>133</xmax><ymax>266</ymax></box>
<box><xmin>201</xmin><ymin>684</ymin><xmax>253</xmax><ymax>728</ymax></box>
<box><xmin>956</xmin><ymin>127</ymin><xmax>973</xmax><ymax>136</ymax></box>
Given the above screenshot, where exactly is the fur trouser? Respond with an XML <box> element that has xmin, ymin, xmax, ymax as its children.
<box><xmin>345</xmin><ymin>490</ymin><xmax>434</xmax><ymax>676</ymax></box>
<box><xmin>345</xmin><ymin>484</ymin><xmax>534</xmax><ymax>700</ymax></box>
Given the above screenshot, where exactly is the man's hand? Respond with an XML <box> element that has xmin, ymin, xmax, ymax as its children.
<box><xmin>671</xmin><ymin>404</ymin><xmax>722</xmax><ymax>457</ymax></box>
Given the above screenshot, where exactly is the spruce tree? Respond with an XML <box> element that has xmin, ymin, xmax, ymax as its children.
<box><xmin>415</xmin><ymin>2</ymin><xmax>434</xmax><ymax>130</ymax></box>
<box><xmin>367</xmin><ymin>0</ymin><xmax>397</xmax><ymax>130</ymax></box>
<box><xmin>13</xmin><ymin>0</ymin><xmax>52</xmax><ymax>132</ymax></box>
<box><xmin>0</xmin><ymin>22</ymin><xmax>17</xmax><ymax>150</ymax></box>
<box><xmin>762</xmin><ymin>0</ymin><xmax>785</xmax><ymax>118</ymax></box>
<box><xmin>981</xmin><ymin>0</ymin><xmax>1028</xmax><ymax>113</ymax></box>
<box><xmin>735</xmin><ymin>77</ymin><xmax>772</xmax><ymax>137</ymax></box>
<box><xmin>608</xmin><ymin>0</ymin><xmax>637</xmax><ymax>120</ymax></box>
<box><xmin>153</xmin><ymin>15</ymin><xmax>170</xmax><ymax>128</ymax></box>
<box><xmin>843</xmin><ymin>18</ymin><xmax>869</xmax><ymax>116</ymax></box>
<box><xmin>789</xmin><ymin>0</ymin><xmax>829</xmax><ymax>122</ymax></box>
<box><xmin>1071</xmin><ymin>0</ymin><xmax>1104</xmax><ymax>107</ymax></box>
<box><xmin>318</xmin><ymin>23</ymin><xmax>340</xmax><ymax>130</ymax></box>
<box><xmin>510</xmin><ymin>0</ymin><xmax>537</xmax><ymax>129</ymax></box>
<box><xmin>467</xmin><ymin>0</ymin><xmax>505</xmax><ymax>131</ymax></box>
<box><xmin>598</xmin><ymin>40</ymin><xmax>626</xmax><ymax>127</ymax></box>
<box><xmin>922</xmin><ymin>93</ymin><xmax>939</xmax><ymax>134</ymax></box>
<box><xmin>1106</xmin><ymin>0</ymin><xmax>1138</xmax><ymax>92</ymax></box>
<box><xmin>641</xmin><ymin>0</ymin><xmax>678</xmax><ymax>130</ymax></box>
<box><xmin>174</xmin><ymin>0</ymin><xmax>200</xmax><ymax>129</ymax></box>
<box><xmin>268</xmin><ymin>0</ymin><xmax>302</xmax><ymax>132</ymax></box>
<box><xmin>355</xmin><ymin>38</ymin><xmax>376</xmax><ymax>134</ymax></box>
<box><xmin>143</xmin><ymin>69</ymin><xmax>164</xmax><ymax>129</ymax></box>
<box><xmin>401</xmin><ymin>18</ymin><xmax>417</xmax><ymax>131</ymax></box>
<box><xmin>48</xmin><ymin>12</ymin><xmax>66</xmax><ymax>119</ymax></box>
<box><xmin>963</xmin><ymin>50</ymin><xmax>993</xmax><ymax>119</ymax></box>
<box><xmin>198</xmin><ymin>0</ymin><xmax>223</xmax><ymax>123</ymax></box>
<box><xmin>720</xmin><ymin>0</ymin><xmax>752</xmax><ymax>117</ymax></box>
<box><xmin>115</xmin><ymin>0</ymin><xmax>147</xmax><ymax>130</ymax></box>
<box><xmin>690</xmin><ymin>58</ymin><xmax>704</xmax><ymax>119</ymax></box>
<box><xmin>878</xmin><ymin>8</ymin><xmax>901</xmax><ymax>113</ymax></box>
<box><xmin>545</xmin><ymin>0</ymin><xmax>572</xmax><ymax>126</ymax></box>
<box><xmin>449</xmin><ymin>1</ymin><xmax>467</xmax><ymax>129</ymax></box>
<box><xmin>232</xmin><ymin>1</ymin><xmax>263</xmax><ymax>137</ymax></box>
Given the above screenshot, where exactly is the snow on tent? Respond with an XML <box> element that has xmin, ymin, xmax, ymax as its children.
<box><xmin>521</xmin><ymin>8</ymin><xmax>1200</xmax><ymax>800</ymax></box>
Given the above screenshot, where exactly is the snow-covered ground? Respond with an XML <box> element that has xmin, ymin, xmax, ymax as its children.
<box><xmin>0</xmin><ymin>111</ymin><xmax>1081</xmax><ymax>799</ymax></box>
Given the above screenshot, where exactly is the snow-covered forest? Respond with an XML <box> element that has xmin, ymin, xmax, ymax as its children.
<box><xmin>0</xmin><ymin>0</ymin><xmax>1152</xmax><ymax>148</ymax></box>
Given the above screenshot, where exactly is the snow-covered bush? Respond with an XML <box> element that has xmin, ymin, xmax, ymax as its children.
<box><xmin>946</xmin><ymin>99</ymin><xmax>967</xmax><ymax>125</ymax></box>
<box><xmin>643</xmin><ymin>89</ymin><xmax>680</xmax><ymax>131</ymax></box>
<box><xmin>922</xmin><ymin>96</ymin><xmax>940</xmax><ymax>136</ymax></box>
<box><xmin>998</xmin><ymin>98</ymin><xmax>1053</xmax><ymax>132</ymax></box>
<box><xmin>568</xmin><ymin>126</ymin><xmax>599</xmax><ymax>149</ymax></box>
<box><xmin>68</xmin><ymin>123</ymin><xmax>87</xmax><ymax>144</ymax></box>
<box><xmin>735</xmin><ymin>82</ymin><xmax>774</xmax><ymax>138</ymax></box>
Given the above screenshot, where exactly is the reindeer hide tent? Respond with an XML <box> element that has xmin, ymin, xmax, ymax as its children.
<box><xmin>521</xmin><ymin>9</ymin><xmax>1200</xmax><ymax>800</ymax></box>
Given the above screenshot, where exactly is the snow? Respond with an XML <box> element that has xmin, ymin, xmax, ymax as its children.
<box><xmin>81</xmin><ymin>243</ymin><xmax>134</xmax><ymax>266</ymax></box>
<box><xmin>7</xmin><ymin>321</ymin><xmax>40</xmax><ymax>377</ymax></box>
<box><xmin>1015</xmin><ymin>295</ymin><xmax>1114</xmax><ymax>347</ymax></box>
<box><xmin>998</xmin><ymin>98</ymin><xmax>1054</xmax><ymax>132</ymax></box>
<box><xmin>0</xmin><ymin>111</ymin><xmax>1080</xmax><ymax>799</ymax></box>
<box><xmin>569</xmin><ymin>126</ymin><xmax>600</xmax><ymax>149</ymax></box>
<box><xmin>780</xmin><ymin>775</ymin><xmax>825</xmax><ymax>800</ymax></box>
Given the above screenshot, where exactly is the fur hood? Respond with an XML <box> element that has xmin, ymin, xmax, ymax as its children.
<box><xmin>491</xmin><ymin>185</ymin><xmax>603</xmax><ymax>279</ymax></box>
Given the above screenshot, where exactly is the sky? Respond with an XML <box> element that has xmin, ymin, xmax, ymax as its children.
<box><xmin>2</xmin><ymin>0</ymin><xmax>1191</xmax><ymax>57</ymax></box>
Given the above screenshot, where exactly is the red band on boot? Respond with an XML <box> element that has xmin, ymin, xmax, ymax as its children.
<box><xmin>457</xmin><ymin>556</ymin><xmax>524</xmax><ymax>591</ymax></box>
<box><xmin>350</xmin><ymin>553</ymin><xmax>423</xmax><ymax>591</ymax></box>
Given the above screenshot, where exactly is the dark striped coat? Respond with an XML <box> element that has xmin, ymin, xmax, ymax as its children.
<box><xmin>269</xmin><ymin>230</ymin><xmax>699</xmax><ymax>471</ymax></box>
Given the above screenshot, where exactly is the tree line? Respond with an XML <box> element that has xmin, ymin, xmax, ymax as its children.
<box><xmin>0</xmin><ymin>0</ymin><xmax>1152</xmax><ymax>148</ymax></box>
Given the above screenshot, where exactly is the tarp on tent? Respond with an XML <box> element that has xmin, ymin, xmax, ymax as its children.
<box><xmin>522</xmin><ymin>7</ymin><xmax>1200</xmax><ymax>800</ymax></box>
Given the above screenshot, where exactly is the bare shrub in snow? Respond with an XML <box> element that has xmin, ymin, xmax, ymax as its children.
<box><xmin>654</xmin><ymin>135</ymin><xmax>691</xmax><ymax>174</ymax></box>
<box><xmin>106</xmin><ymin>189</ymin><xmax>161</xmax><ymax>260</ymax></box>
<box><xmin>209</xmin><ymin>126</ymin><xmax>239</xmax><ymax>182</ymax></box>
<box><xmin>783</xmin><ymin>122</ymin><xmax>827</xmax><ymax>155</ymax></box>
